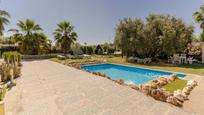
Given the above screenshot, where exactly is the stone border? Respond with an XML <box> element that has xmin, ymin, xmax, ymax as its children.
<box><xmin>140</xmin><ymin>74</ymin><xmax>198</xmax><ymax>107</ymax></box>
<box><xmin>63</xmin><ymin>61</ymin><xmax>104</xmax><ymax>69</ymax></box>
<box><xmin>63</xmin><ymin>62</ymin><xmax>197</xmax><ymax>107</ymax></box>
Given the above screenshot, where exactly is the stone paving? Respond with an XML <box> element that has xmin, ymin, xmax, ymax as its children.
<box><xmin>4</xmin><ymin>60</ymin><xmax>197</xmax><ymax>115</ymax></box>
<box><xmin>183</xmin><ymin>75</ymin><xmax>204</xmax><ymax>115</ymax></box>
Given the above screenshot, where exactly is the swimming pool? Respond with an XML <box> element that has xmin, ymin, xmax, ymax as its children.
<box><xmin>81</xmin><ymin>63</ymin><xmax>186</xmax><ymax>85</ymax></box>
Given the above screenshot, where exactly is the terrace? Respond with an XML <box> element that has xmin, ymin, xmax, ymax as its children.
<box><xmin>4</xmin><ymin>60</ymin><xmax>204</xmax><ymax>115</ymax></box>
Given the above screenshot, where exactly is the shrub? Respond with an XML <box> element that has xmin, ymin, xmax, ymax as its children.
<box><xmin>3</xmin><ymin>51</ymin><xmax>21</xmax><ymax>65</ymax></box>
<box><xmin>0</xmin><ymin>51</ymin><xmax>22</xmax><ymax>82</ymax></box>
<box><xmin>13</xmin><ymin>65</ymin><xmax>21</xmax><ymax>78</ymax></box>
<box><xmin>0</xmin><ymin>63</ymin><xmax>13</xmax><ymax>82</ymax></box>
<box><xmin>0</xmin><ymin>86</ymin><xmax>7</xmax><ymax>101</ymax></box>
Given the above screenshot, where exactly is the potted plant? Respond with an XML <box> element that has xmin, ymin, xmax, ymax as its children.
<box><xmin>0</xmin><ymin>86</ymin><xmax>7</xmax><ymax>115</ymax></box>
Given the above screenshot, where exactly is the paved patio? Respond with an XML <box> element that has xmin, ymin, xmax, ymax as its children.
<box><xmin>183</xmin><ymin>75</ymin><xmax>204</xmax><ymax>115</ymax></box>
<box><xmin>4</xmin><ymin>60</ymin><xmax>197</xmax><ymax>115</ymax></box>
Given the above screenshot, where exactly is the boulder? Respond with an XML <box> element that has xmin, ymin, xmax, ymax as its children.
<box><xmin>158</xmin><ymin>77</ymin><xmax>168</xmax><ymax>82</ymax></box>
<box><xmin>166</xmin><ymin>96</ymin><xmax>183</xmax><ymax>107</ymax></box>
<box><xmin>141</xmin><ymin>85</ymin><xmax>151</xmax><ymax>95</ymax></box>
<box><xmin>92</xmin><ymin>72</ymin><xmax>98</xmax><ymax>75</ymax></box>
<box><xmin>150</xmin><ymin>89</ymin><xmax>158</xmax><ymax>98</ymax></box>
<box><xmin>149</xmin><ymin>88</ymin><xmax>169</xmax><ymax>102</ymax></box>
<box><xmin>151</xmin><ymin>79</ymin><xmax>159</xmax><ymax>83</ymax></box>
<box><xmin>169</xmin><ymin>74</ymin><xmax>177</xmax><ymax>81</ymax></box>
<box><xmin>187</xmin><ymin>80</ymin><xmax>198</xmax><ymax>87</ymax></box>
<box><xmin>158</xmin><ymin>80</ymin><xmax>167</xmax><ymax>86</ymax></box>
<box><xmin>129</xmin><ymin>84</ymin><xmax>140</xmax><ymax>90</ymax></box>
<box><xmin>106</xmin><ymin>76</ymin><xmax>111</xmax><ymax>80</ymax></box>
<box><xmin>166</xmin><ymin>78</ymin><xmax>173</xmax><ymax>83</ymax></box>
<box><xmin>182</xmin><ymin>87</ymin><xmax>191</xmax><ymax>95</ymax></box>
<box><xmin>114</xmin><ymin>79</ymin><xmax>125</xmax><ymax>85</ymax></box>
<box><xmin>174</xmin><ymin>90</ymin><xmax>188</xmax><ymax>101</ymax></box>
<box><xmin>98</xmin><ymin>72</ymin><xmax>106</xmax><ymax>77</ymax></box>
<box><xmin>158</xmin><ymin>91</ymin><xmax>169</xmax><ymax>102</ymax></box>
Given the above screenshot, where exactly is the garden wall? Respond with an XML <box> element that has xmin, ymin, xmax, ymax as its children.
<box><xmin>22</xmin><ymin>54</ymin><xmax>57</xmax><ymax>60</ymax></box>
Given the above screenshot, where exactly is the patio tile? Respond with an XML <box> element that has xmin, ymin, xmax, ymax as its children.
<box><xmin>4</xmin><ymin>60</ymin><xmax>196</xmax><ymax>115</ymax></box>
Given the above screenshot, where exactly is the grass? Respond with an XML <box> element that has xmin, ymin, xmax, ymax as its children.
<box><xmin>49</xmin><ymin>55</ymin><xmax>204</xmax><ymax>76</ymax></box>
<box><xmin>163</xmin><ymin>79</ymin><xmax>187</xmax><ymax>94</ymax></box>
<box><xmin>49</xmin><ymin>58</ymin><xmax>63</xmax><ymax>63</ymax></box>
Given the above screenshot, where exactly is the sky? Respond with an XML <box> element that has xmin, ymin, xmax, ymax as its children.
<box><xmin>0</xmin><ymin>0</ymin><xmax>203</xmax><ymax>45</ymax></box>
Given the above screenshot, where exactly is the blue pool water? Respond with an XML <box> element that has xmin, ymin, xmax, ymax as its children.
<box><xmin>81</xmin><ymin>63</ymin><xmax>186</xmax><ymax>85</ymax></box>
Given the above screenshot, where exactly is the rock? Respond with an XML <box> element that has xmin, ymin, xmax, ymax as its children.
<box><xmin>149</xmin><ymin>88</ymin><xmax>169</xmax><ymax>102</ymax></box>
<box><xmin>166</xmin><ymin>96</ymin><xmax>183</xmax><ymax>107</ymax></box>
<box><xmin>141</xmin><ymin>85</ymin><xmax>151</xmax><ymax>95</ymax></box>
<box><xmin>174</xmin><ymin>90</ymin><xmax>188</xmax><ymax>101</ymax></box>
<box><xmin>166</xmin><ymin>78</ymin><xmax>173</xmax><ymax>83</ymax></box>
<box><xmin>106</xmin><ymin>76</ymin><xmax>111</xmax><ymax>80</ymax></box>
<box><xmin>150</xmin><ymin>89</ymin><xmax>158</xmax><ymax>98</ymax></box>
<box><xmin>158</xmin><ymin>77</ymin><xmax>168</xmax><ymax>82</ymax></box>
<box><xmin>92</xmin><ymin>72</ymin><xmax>98</xmax><ymax>75</ymax></box>
<box><xmin>182</xmin><ymin>87</ymin><xmax>191</xmax><ymax>95</ymax></box>
<box><xmin>187</xmin><ymin>80</ymin><xmax>198</xmax><ymax>87</ymax></box>
<box><xmin>129</xmin><ymin>84</ymin><xmax>140</xmax><ymax>90</ymax></box>
<box><xmin>75</xmin><ymin>66</ymin><xmax>80</xmax><ymax>69</ymax></box>
<box><xmin>158</xmin><ymin>80</ymin><xmax>167</xmax><ymax>86</ymax></box>
<box><xmin>114</xmin><ymin>79</ymin><xmax>125</xmax><ymax>85</ymax></box>
<box><xmin>158</xmin><ymin>91</ymin><xmax>169</xmax><ymax>102</ymax></box>
<box><xmin>157</xmin><ymin>77</ymin><xmax>168</xmax><ymax>86</ymax></box>
<box><xmin>169</xmin><ymin>74</ymin><xmax>177</xmax><ymax>81</ymax></box>
<box><xmin>151</xmin><ymin>79</ymin><xmax>159</xmax><ymax>83</ymax></box>
<box><xmin>150</xmin><ymin>82</ymin><xmax>159</xmax><ymax>89</ymax></box>
<box><xmin>98</xmin><ymin>72</ymin><xmax>105</xmax><ymax>77</ymax></box>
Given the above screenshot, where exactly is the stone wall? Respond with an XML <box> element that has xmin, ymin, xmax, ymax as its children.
<box><xmin>22</xmin><ymin>54</ymin><xmax>57</xmax><ymax>59</ymax></box>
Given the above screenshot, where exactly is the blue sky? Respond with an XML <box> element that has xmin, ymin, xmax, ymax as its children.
<box><xmin>0</xmin><ymin>0</ymin><xmax>203</xmax><ymax>44</ymax></box>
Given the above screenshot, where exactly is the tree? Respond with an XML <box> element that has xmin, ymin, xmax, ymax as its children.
<box><xmin>114</xmin><ymin>14</ymin><xmax>194</xmax><ymax>59</ymax></box>
<box><xmin>95</xmin><ymin>45</ymin><xmax>103</xmax><ymax>54</ymax></box>
<box><xmin>193</xmin><ymin>5</ymin><xmax>204</xmax><ymax>41</ymax></box>
<box><xmin>9</xmin><ymin>19</ymin><xmax>49</xmax><ymax>54</ymax></box>
<box><xmin>193</xmin><ymin>5</ymin><xmax>204</xmax><ymax>29</ymax></box>
<box><xmin>200</xmin><ymin>31</ymin><xmax>204</xmax><ymax>42</ymax></box>
<box><xmin>0</xmin><ymin>10</ymin><xmax>10</xmax><ymax>36</ymax></box>
<box><xmin>103</xmin><ymin>42</ymin><xmax>109</xmax><ymax>53</ymax></box>
<box><xmin>53</xmin><ymin>21</ymin><xmax>77</xmax><ymax>54</ymax></box>
<box><xmin>86</xmin><ymin>46</ymin><xmax>94</xmax><ymax>55</ymax></box>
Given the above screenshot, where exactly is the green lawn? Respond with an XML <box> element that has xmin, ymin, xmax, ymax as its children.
<box><xmin>49</xmin><ymin>55</ymin><xmax>204</xmax><ymax>76</ymax></box>
<box><xmin>162</xmin><ymin>79</ymin><xmax>187</xmax><ymax>94</ymax></box>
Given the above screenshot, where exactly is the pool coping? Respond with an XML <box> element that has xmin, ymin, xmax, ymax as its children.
<box><xmin>81</xmin><ymin>62</ymin><xmax>187</xmax><ymax>78</ymax></box>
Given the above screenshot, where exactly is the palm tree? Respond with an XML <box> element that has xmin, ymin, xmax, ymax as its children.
<box><xmin>8</xmin><ymin>19</ymin><xmax>49</xmax><ymax>54</ymax></box>
<box><xmin>193</xmin><ymin>5</ymin><xmax>204</xmax><ymax>41</ymax></box>
<box><xmin>53</xmin><ymin>21</ymin><xmax>77</xmax><ymax>54</ymax></box>
<box><xmin>17</xmin><ymin>19</ymin><xmax>42</xmax><ymax>36</ymax></box>
<box><xmin>193</xmin><ymin>5</ymin><xmax>204</xmax><ymax>29</ymax></box>
<box><xmin>0</xmin><ymin>10</ymin><xmax>10</xmax><ymax>36</ymax></box>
